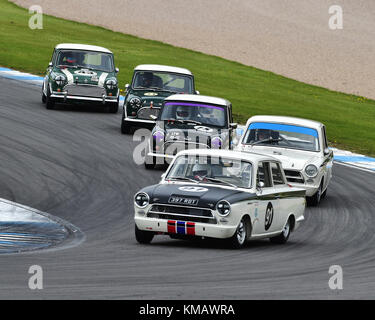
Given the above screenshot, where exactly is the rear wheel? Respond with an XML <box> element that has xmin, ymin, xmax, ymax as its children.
<box><xmin>270</xmin><ymin>217</ymin><xmax>291</xmax><ymax>244</ymax></box>
<box><xmin>107</xmin><ymin>102</ymin><xmax>118</xmax><ymax>114</ymax></box>
<box><xmin>135</xmin><ymin>224</ymin><xmax>154</xmax><ymax>244</ymax></box>
<box><xmin>229</xmin><ymin>217</ymin><xmax>248</xmax><ymax>249</ymax></box>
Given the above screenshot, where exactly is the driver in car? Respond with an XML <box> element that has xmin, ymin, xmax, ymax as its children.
<box><xmin>176</xmin><ymin>105</ymin><xmax>191</xmax><ymax>120</ymax></box>
<box><xmin>140</xmin><ymin>72</ymin><xmax>154</xmax><ymax>88</ymax></box>
<box><xmin>192</xmin><ymin>163</ymin><xmax>211</xmax><ymax>181</ymax></box>
<box><xmin>60</xmin><ymin>51</ymin><xmax>79</xmax><ymax>66</ymax></box>
<box><xmin>256</xmin><ymin>129</ymin><xmax>271</xmax><ymax>141</ymax></box>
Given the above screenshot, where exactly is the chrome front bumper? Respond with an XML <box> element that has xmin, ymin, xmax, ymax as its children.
<box><xmin>135</xmin><ymin>216</ymin><xmax>237</xmax><ymax>239</ymax></box>
<box><xmin>51</xmin><ymin>92</ymin><xmax>119</xmax><ymax>104</ymax></box>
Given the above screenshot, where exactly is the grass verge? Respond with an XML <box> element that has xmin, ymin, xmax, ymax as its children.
<box><xmin>1</xmin><ymin>0</ymin><xmax>374</xmax><ymax>156</ymax></box>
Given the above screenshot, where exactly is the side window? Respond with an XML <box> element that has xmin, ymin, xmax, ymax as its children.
<box><xmin>51</xmin><ymin>49</ymin><xmax>57</xmax><ymax>65</ymax></box>
<box><xmin>270</xmin><ymin>162</ymin><xmax>285</xmax><ymax>185</ymax></box>
<box><xmin>257</xmin><ymin>162</ymin><xmax>272</xmax><ymax>187</ymax></box>
<box><xmin>322</xmin><ymin>126</ymin><xmax>328</xmax><ymax>150</ymax></box>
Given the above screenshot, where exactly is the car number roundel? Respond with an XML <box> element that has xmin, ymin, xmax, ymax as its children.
<box><xmin>178</xmin><ymin>186</ymin><xmax>208</xmax><ymax>193</ymax></box>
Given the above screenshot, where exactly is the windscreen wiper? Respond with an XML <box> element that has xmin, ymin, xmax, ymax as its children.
<box><xmin>250</xmin><ymin>137</ymin><xmax>282</xmax><ymax>146</ymax></box>
<box><xmin>204</xmin><ymin>177</ymin><xmax>238</xmax><ymax>189</ymax></box>
<box><xmin>168</xmin><ymin>176</ymin><xmax>199</xmax><ymax>184</ymax></box>
<box><xmin>179</xmin><ymin>119</ymin><xmax>202</xmax><ymax>125</ymax></box>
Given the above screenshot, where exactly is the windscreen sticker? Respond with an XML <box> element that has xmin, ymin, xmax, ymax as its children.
<box><xmin>249</xmin><ymin>122</ymin><xmax>318</xmax><ymax>138</ymax></box>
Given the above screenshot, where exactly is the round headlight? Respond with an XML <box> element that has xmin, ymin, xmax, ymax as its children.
<box><xmin>305</xmin><ymin>164</ymin><xmax>318</xmax><ymax>178</ymax></box>
<box><xmin>134</xmin><ymin>192</ymin><xmax>150</xmax><ymax>208</ymax></box>
<box><xmin>55</xmin><ymin>75</ymin><xmax>66</xmax><ymax>87</ymax></box>
<box><xmin>211</xmin><ymin>137</ymin><xmax>223</xmax><ymax>149</ymax></box>
<box><xmin>106</xmin><ymin>79</ymin><xmax>117</xmax><ymax>90</ymax></box>
<box><xmin>216</xmin><ymin>200</ymin><xmax>231</xmax><ymax>217</ymax></box>
<box><xmin>129</xmin><ymin>97</ymin><xmax>142</xmax><ymax>108</ymax></box>
<box><xmin>153</xmin><ymin>131</ymin><xmax>165</xmax><ymax>144</ymax></box>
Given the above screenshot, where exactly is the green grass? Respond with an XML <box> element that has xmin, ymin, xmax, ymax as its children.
<box><xmin>1</xmin><ymin>0</ymin><xmax>375</xmax><ymax>156</ymax></box>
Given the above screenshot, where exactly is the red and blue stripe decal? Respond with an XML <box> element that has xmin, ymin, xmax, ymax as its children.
<box><xmin>167</xmin><ymin>220</ymin><xmax>195</xmax><ymax>236</ymax></box>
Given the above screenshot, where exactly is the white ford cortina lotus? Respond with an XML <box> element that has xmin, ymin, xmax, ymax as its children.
<box><xmin>134</xmin><ymin>149</ymin><xmax>306</xmax><ymax>249</ymax></box>
<box><xmin>236</xmin><ymin>116</ymin><xmax>333</xmax><ymax>206</ymax></box>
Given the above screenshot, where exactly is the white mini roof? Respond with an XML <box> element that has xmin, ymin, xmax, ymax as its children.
<box><xmin>165</xmin><ymin>94</ymin><xmax>231</xmax><ymax>107</ymax></box>
<box><xmin>246</xmin><ymin>115</ymin><xmax>324</xmax><ymax>130</ymax></box>
<box><xmin>177</xmin><ymin>149</ymin><xmax>279</xmax><ymax>164</ymax></box>
<box><xmin>134</xmin><ymin>64</ymin><xmax>193</xmax><ymax>76</ymax></box>
<box><xmin>55</xmin><ymin>43</ymin><xmax>113</xmax><ymax>54</ymax></box>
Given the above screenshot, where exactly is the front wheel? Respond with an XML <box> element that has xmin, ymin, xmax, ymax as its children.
<box><xmin>229</xmin><ymin>217</ymin><xmax>248</xmax><ymax>249</ymax></box>
<box><xmin>135</xmin><ymin>224</ymin><xmax>154</xmax><ymax>244</ymax></box>
<box><xmin>121</xmin><ymin>112</ymin><xmax>132</xmax><ymax>134</ymax></box>
<box><xmin>270</xmin><ymin>218</ymin><xmax>291</xmax><ymax>244</ymax></box>
<box><xmin>42</xmin><ymin>84</ymin><xmax>46</xmax><ymax>103</ymax></box>
<box><xmin>307</xmin><ymin>180</ymin><xmax>323</xmax><ymax>206</ymax></box>
<box><xmin>46</xmin><ymin>86</ymin><xmax>55</xmax><ymax>110</ymax></box>
<box><xmin>144</xmin><ymin>145</ymin><xmax>156</xmax><ymax>170</ymax></box>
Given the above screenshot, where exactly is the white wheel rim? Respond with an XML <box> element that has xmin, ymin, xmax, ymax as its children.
<box><xmin>283</xmin><ymin>221</ymin><xmax>290</xmax><ymax>237</ymax></box>
<box><xmin>237</xmin><ymin>221</ymin><xmax>246</xmax><ymax>245</ymax></box>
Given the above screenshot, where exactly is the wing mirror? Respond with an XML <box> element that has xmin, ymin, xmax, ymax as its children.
<box><xmin>323</xmin><ymin>148</ymin><xmax>331</xmax><ymax>156</ymax></box>
<box><xmin>115</xmin><ymin>67</ymin><xmax>120</xmax><ymax>73</ymax></box>
<box><xmin>48</xmin><ymin>62</ymin><xmax>53</xmax><ymax>69</ymax></box>
<box><xmin>256</xmin><ymin>181</ymin><xmax>265</xmax><ymax>192</ymax></box>
<box><xmin>150</xmin><ymin>115</ymin><xmax>157</xmax><ymax>120</ymax></box>
<box><xmin>230</xmin><ymin>123</ymin><xmax>238</xmax><ymax>130</ymax></box>
<box><xmin>125</xmin><ymin>84</ymin><xmax>130</xmax><ymax>91</ymax></box>
<box><xmin>195</xmin><ymin>90</ymin><xmax>200</xmax><ymax>95</ymax></box>
<box><xmin>161</xmin><ymin>173</ymin><xmax>166</xmax><ymax>179</ymax></box>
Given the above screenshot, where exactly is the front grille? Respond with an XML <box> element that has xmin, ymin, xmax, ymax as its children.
<box><xmin>137</xmin><ymin>107</ymin><xmax>160</xmax><ymax>120</ymax></box>
<box><xmin>163</xmin><ymin>141</ymin><xmax>209</xmax><ymax>156</ymax></box>
<box><xmin>284</xmin><ymin>170</ymin><xmax>304</xmax><ymax>184</ymax></box>
<box><xmin>148</xmin><ymin>204</ymin><xmax>216</xmax><ymax>224</ymax></box>
<box><xmin>66</xmin><ymin>84</ymin><xmax>105</xmax><ymax>98</ymax></box>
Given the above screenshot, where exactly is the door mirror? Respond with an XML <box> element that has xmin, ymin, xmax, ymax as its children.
<box><xmin>256</xmin><ymin>181</ymin><xmax>265</xmax><ymax>192</ymax></box>
<box><xmin>115</xmin><ymin>67</ymin><xmax>120</xmax><ymax>73</ymax></box>
<box><xmin>48</xmin><ymin>62</ymin><xmax>53</xmax><ymax>68</ymax></box>
<box><xmin>150</xmin><ymin>115</ymin><xmax>157</xmax><ymax>120</ymax></box>
<box><xmin>230</xmin><ymin>123</ymin><xmax>238</xmax><ymax>130</ymax></box>
<box><xmin>195</xmin><ymin>90</ymin><xmax>200</xmax><ymax>95</ymax></box>
<box><xmin>125</xmin><ymin>84</ymin><xmax>130</xmax><ymax>90</ymax></box>
<box><xmin>323</xmin><ymin>148</ymin><xmax>331</xmax><ymax>156</ymax></box>
<box><xmin>161</xmin><ymin>173</ymin><xmax>166</xmax><ymax>179</ymax></box>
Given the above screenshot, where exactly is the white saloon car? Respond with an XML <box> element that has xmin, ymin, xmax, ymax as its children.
<box><xmin>134</xmin><ymin>149</ymin><xmax>305</xmax><ymax>248</ymax></box>
<box><xmin>237</xmin><ymin>116</ymin><xmax>333</xmax><ymax>206</ymax></box>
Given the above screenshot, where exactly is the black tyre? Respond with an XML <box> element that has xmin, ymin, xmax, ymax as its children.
<box><xmin>46</xmin><ymin>87</ymin><xmax>55</xmax><ymax>110</ymax></box>
<box><xmin>229</xmin><ymin>217</ymin><xmax>248</xmax><ymax>249</ymax></box>
<box><xmin>270</xmin><ymin>217</ymin><xmax>291</xmax><ymax>244</ymax></box>
<box><xmin>307</xmin><ymin>180</ymin><xmax>323</xmax><ymax>206</ymax></box>
<box><xmin>135</xmin><ymin>224</ymin><xmax>154</xmax><ymax>244</ymax></box>
<box><xmin>107</xmin><ymin>102</ymin><xmax>118</xmax><ymax>114</ymax></box>
<box><xmin>42</xmin><ymin>85</ymin><xmax>46</xmax><ymax>104</ymax></box>
<box><xmin>144</xmin><ymin>145</ymin><xmax>156</xmax><ymax>170</ymax></box>
<box><xmin>121</xmin><ymin>112</ymin><xmax>132</xmax><ymax>134</ymax></box>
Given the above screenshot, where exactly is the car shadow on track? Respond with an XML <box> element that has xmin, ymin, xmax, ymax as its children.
<box><xmin>46</xmin><ymin>103</ymin><xmax>118</xmax><ymax>114</ymax></box>
<box><xmin>146</xmin><ymin>236</ymin><xmax>292</xmax><ymax>251</ymax></box>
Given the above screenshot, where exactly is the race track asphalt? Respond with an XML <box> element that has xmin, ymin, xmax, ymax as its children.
<box><xmin>0</xmin><ymin>77</ymin><xmax>374</xmax><ymax>299</ymax></box>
